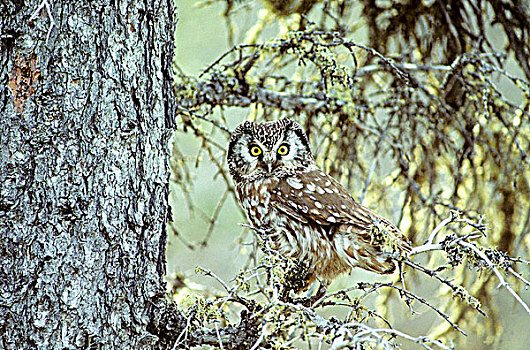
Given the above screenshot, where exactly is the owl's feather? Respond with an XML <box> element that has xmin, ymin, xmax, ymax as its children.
<box><xmin>227</xmin><ymin>118</ymin><xmax>411</xmax><ymax>283</ymax></box>
<box><xmin>270</xmin><ymin>170</ymin><xmax>410</xmax><ymax>275</ymax></box>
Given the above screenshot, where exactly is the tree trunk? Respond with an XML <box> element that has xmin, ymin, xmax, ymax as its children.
<box><xmin>0</xmin><ymin>1</ymin><xmax>177</xmax><ymax>348</ymax></box>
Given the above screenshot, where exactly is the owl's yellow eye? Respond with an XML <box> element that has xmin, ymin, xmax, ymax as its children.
<box><xmin>249</xmin><ymin>145</ymin><xmax>262</xmax><ymax>157</ymax></box>
<box><xmin>277</xmin><ymin>144</ymin><xmax>290</xmax><ymax>156</ymax></box>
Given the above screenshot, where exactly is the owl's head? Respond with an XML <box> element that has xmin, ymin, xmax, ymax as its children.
<box><xmin>227</xmin><ymin>119</ymin><xmax>314</xmax><ymax>182</ymax></box>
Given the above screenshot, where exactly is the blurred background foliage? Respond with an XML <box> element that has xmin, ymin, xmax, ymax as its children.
<box><xmin>168</xmin><ymin>0</ymin><xmax>530</xmax><ymax>348</ymax></box>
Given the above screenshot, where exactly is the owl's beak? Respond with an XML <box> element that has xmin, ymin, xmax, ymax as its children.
<box><xmin>261</xmin><ymin>152</ymin><xmax>277</xmax><ymax>173</ymax></box>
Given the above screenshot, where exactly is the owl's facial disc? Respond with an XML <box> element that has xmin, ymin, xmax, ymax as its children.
<box><xmin>227</xmin><ymin>118</ymin><xmax>315</xmax><ymax>181</ymax></box>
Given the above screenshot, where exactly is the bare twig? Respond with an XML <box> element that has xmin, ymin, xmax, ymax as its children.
<box><xmin>214</xmin><ymin>322</ymin><xmax>225</xmax><ymax>350</ymax></box>
<box><xmin>425</xmin><ymin>211</ymin><xmax>460</xmax><ymax>245</ymax></box>
<box><xmin>359</xmin><ymin>113</ymin><xmax>395</xmax><ymax>204</ymax></box>
<box><xmin>403</xmin><ymin>259</ymin><xmax>487</xmax><ymax>317</ymax></box>
<box><xmin>458</xmin><ymin>241</ymin><xmax>530</xmax><ymax>316</ymax></box>
<box><xmin>508</xmin><ymin>267</ymin><xmax>530</xmax><ymax>288</ymax></box>
<box><xmin>345</xmin><ymin>322</ymin><xmax>453</xmax><ymax>350</ymax></box>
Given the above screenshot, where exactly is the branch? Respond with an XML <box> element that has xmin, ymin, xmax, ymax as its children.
<box><xmin>458</xmin><ymin>241</ymin><xmax>530</xmax><ymax>316</ymax></box>
<box><xmin>336</xmin><ymin>322</ymin><xmax>454</xmax><ymax>350</ymax></box>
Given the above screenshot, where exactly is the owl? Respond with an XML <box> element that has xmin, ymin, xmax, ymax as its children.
<box><xmin>227</xmin><ymin>118</ymin><xmax>410</xmax><ymax>285</ymax></box>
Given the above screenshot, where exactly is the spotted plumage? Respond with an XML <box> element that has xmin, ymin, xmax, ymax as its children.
<box><xmin>227</xmin><ymin>119</ymin><xmax>410</xmax><ymax>284</ymax></box>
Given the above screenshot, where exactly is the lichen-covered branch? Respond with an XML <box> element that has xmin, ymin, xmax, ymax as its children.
<box><xmin>170</xmin><ymin>1</ymin><xmax>530</xmax><ymax>348</ymax></box>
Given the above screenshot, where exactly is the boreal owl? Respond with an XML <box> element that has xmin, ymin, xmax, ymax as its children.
<box><xmin>227</xmin><ymin>118</ymin><xmax>410</xmax><ymax>285</ymax></box>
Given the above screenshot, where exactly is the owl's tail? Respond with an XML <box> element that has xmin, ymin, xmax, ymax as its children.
<box><xmin>335</xmin><ymin>234</ymin><xmax>405</xmax><ymax>275</ymax></box>
<box><xmin>349</xmin><ymin>246</ymin><xmax>398</xmax><ymax>274</ymax></box>
<box><xmin>362</xmin><ymin>252</ymin><xmax>397</xmax><ymax>274</ymax></box>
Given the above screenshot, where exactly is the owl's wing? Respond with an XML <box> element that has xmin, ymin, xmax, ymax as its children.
<box><xmin>270</xmin><ymin>170</ymin><xmax>410</xmax><ymax>251</ymax></box>
<box><xmin>271</xmin><ymin>170</ymin><xmax>371</xmax><ymax>226</ymax></box>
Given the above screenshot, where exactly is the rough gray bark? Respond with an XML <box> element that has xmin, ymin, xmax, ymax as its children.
<box><xmin>0</xmin><ymin>0</ymin><xmax>177</xmax><ymax>348</ymax></box>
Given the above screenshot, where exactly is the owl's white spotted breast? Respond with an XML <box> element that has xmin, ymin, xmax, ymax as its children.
<box><xmin>236</xmin><ymin>174</ymin><xmax>352</xmax><ymax>281</ymax></box>
<box><xmin>236</xmin><ymin>178</ymin><xmax>273</xmax><ymax>228</ymax></box>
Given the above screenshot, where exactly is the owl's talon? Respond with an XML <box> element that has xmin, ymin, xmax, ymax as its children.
<box><xmin>305</xmin><ymin>280</ymin><xmax>319</xmax><ymax>297</ymax></box>
<box><xmin>291</xmin><ymin>285</ymin><xmax>328</xmax><ymax>307</ymax></box>
<box><xmin>314</xmin><ymin>283</ymin><xmax>327</xmax><ymax>300</ymax></box>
